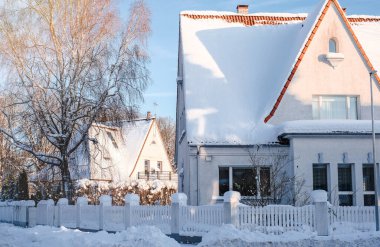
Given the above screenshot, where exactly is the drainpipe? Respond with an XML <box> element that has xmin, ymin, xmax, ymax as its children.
<box><xmin>196</xmin><ymin>145</ymin><xmax>201</xmax><ymax>205</ymax></box>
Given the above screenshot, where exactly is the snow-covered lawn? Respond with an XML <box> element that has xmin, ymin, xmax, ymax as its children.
<box><xmin>200</xmin><ymin>224</ymin><xmax>380</xmax><ymax>247</ymax></box>
<box><xmin>0</xmin><ymin>224</ymin><xmax>179</xmax><ymax>247</ymax></box>
<box><xmin>1</xmin><ymin>223</ymin><xmax>380</xmax><ymax>247</ymax></box>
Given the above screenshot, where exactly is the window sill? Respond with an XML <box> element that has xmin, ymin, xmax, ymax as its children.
<box><xmin>325</xmin><ymin>52</ymin><xmax>344</xmax><ymax>68</ymax></box>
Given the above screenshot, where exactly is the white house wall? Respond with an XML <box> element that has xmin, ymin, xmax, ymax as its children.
<box><xmin>130</xmin><ymin>121</ymin><xmax>173</xmax><ymax>179</ymax></box>
<box><xmin>269</xmin><ymin>4</ymin><xmax>380</xmax><ymax>125</ymax></box>
<box><xmin>290</xmin><ymin>136</ymin><xmax>380</xmax><ymax>206</ymax></box>
<box><xmin>187</xmin><ymin>145</ymin><xmax>289</xmax><ymax>206</ymax></box>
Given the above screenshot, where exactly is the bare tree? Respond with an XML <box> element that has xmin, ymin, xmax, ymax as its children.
<box><xmin>157</xmin><ymin>117</ymin><xmax>175</xmax><ymax>166</ymax></box>
<box><xmin>244</xmin><ymin>145</ymin><xmax>309</xmax><ymax>206</ymax></box>
<box><xmin>0</xmin><ymin>0</ymin><xmax>151</xmax><ymax>199</ymax></box>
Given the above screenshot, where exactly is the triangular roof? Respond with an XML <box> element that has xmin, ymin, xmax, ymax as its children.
<box><xmin>264</xmin><ymin>0</ymin><xmax>380</xmax><ymax>122</ymax></box>
<box><xmin>179</xmin><ymin>0</ymin><xmax>380</xmax><ymax>145</ymax></box>
<box><xmin>90</xmin><ymin>118</ymin><xmax>155</xmax><ymax>181</ymax></box>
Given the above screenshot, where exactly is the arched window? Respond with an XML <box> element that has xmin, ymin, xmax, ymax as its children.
<box><xmin>329</xmin><ymin>38</ymin><xmax>337</xmax><ymax>53</ymax></box>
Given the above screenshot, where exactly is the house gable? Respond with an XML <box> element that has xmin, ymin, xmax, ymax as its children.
<box><xmin>129</xmin><ymin>119</ymin><xmax>173</xmax><ymax>178</ymax></box>
<box><xmin>265</xmin><ymin>0</ymin><xmax>380</xmax><ymax>123</ymax></box>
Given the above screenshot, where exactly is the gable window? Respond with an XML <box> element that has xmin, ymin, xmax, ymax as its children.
<box><xmin>338</xmin><ymin>163</ymin><xmax>354</xmax><ymax>206</ymax></box>
<box><xmin>329</xmin><ymin>38</ymin><xmax>338</xmax><ymax>53</ymax></box>
<box><xmin>218</xmin><ymin>166</ymin><xmax>271</xmax><ymax>198</ymax></box>
<box><xmin>363</xmin><ymin>164</ymin><xmax>375</xmax><ymax>206</ymax></box>
<box><xmin>106</xmin><ymin>131</ymin><xmax>118</xmax><ymax>149</ymax></box>
<box><xmin>312</xmin><ymin>96</ymin><xmax>358</xmax><ymax>120</ymax></box>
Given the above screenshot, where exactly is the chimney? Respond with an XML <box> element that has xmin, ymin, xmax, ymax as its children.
<box><xmin>146</xmin><ymin>111</ymin><xmax>152</xmax><ymax>119</ymax></box>
<box><xmin>342</xmin><ymin>7</ymin><xmax>347</xmax><ymax>14</ymax></box>
<box><xmin>236</xmin><ymin>5</ymin><xmax>249</xmax><ymax>15</ymax></box>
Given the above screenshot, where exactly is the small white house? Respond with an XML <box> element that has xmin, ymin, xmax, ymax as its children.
<box><xmin>72</xmin><ymin>115</ymin><xmax>176</xmax><ymax>183</ymax></box>
<box><xmin>176</xmin><ymin>0</ymin><xmax>380</xmax><ymax>206</ymax></box>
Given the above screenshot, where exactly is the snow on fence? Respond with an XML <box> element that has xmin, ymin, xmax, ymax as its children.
<box><xmin>329</xmin><ymin>206</ymin><xmax>375</xmax><ymax>231</ymax></box>
<box><xmin>0</xmin><ymin>191</ymin><xmax>377</xmax><ymax>237</ymax></box>
<box><xmin>239</xmin><ymin>205</ymin><xmax>315</xmax><ymax>234</ymax></box>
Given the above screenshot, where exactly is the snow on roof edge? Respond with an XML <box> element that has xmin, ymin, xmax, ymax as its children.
<box><xmin>181</xmin><ymin>10</ymin><xmax>308</xmax><ymax>17</ymax></box>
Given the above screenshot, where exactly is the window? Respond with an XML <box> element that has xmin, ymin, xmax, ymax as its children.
<box><xmin>329</xmin><ymin>38</ymin><xmax>337</xmax><ymax>53</ymax></box>
<box><xmin>157</xmin><ymin>161</ymin><xmax>162</xmax><ymax>171</ymax></box>
<box><xmin>219</xmin><ymin>167</ymin><xmax>230</xmax><ymax>196</ymax></box>
<box><xmin>144</xmin><ymin>160</ymin><xmax>150</xmax><ymax>173</ymax></box>
<box><xmin>218</xmin><ymin>167</ymin><xmax>271</xmax><ymax>197</ymax></box>
<box><xmin>312</xmin><ymin>96</ymin><xmax>358</xmax><ymax>120</ymax></box>
<box><xmin>338</xmin><ymin>164</ymin><xmax>354</xmax><ymax>206</ymax></box>
<box><xmin>106</xmin><ymin>131</ymin><xmax>118</xmax><ymax>149</ymax></box>
<box><xmin>313</xmin><ymin>164</ymin><xmax>328</xmax><ymax>191</ymax></box>
<box><xmin>232</xmin><ymin>168</ymin><xmax>257</xmax><ymax>196</ymax></box>
<box><xmin>363</xmin><ymin>164</ymin><xmax>375</xmax><ymax>206</ymax></box>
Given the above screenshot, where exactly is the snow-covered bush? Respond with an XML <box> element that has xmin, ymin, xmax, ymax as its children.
<box><xmin>74</xmin><ymin>179</ymin><xmax>177</xmax><ymax>205</ymax></box>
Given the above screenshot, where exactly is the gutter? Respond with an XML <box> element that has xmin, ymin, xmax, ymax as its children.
<box><xmin>196</xmin><ymin>145</ymin><xmax>200</xmax><ymax>206</ymax></box>
<box><xmin>279</xmin><ymin>132</ymin><xmax>380</xmax><ymax>140</ymax></box>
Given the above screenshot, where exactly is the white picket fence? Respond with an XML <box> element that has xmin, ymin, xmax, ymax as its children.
<box><xmin>131</xmin><ymin>205</ymin><xmax>171</xmax><ymax>234</ymax></box>
<box><xmin>180</xmin><ymin>205</ymin><xmax>224</xmax><ymax>235</ymax></box>
<box><xmin>328</xmin><ymin>206</ymin><xmax>375</xmax><ymax>231</ymax></box>
<box><xmin>0</xmin><ymin>192</ymin><xmax>377</xmax><ymax>237</ymax></box>
<box><xmin>239</xmin><ymin>205</ymin><xmax>315</xmax><ymax>234</ymax></box>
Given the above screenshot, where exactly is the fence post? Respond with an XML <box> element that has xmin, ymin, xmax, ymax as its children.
<box><xmin>99</xmin><ymin>195</ymin><xmax>112</xmax><ymax>231</ymax></box>
<box><xmin>57</xmin><ymin>198</ymin><xmax>68</xmax><ymax>227</ymax></box>
<box><xmin>224</xmin><ymin>191</ymin><xmax>241</xmax><ymax>226</ymax></box>
<box><xmin>23</xmin><ymin>200</ymin><xmax>35</xmax><ymax>228</ymax></box>
<box><xmin>124</xmin><ymin>193</ymin><xmax>140</xmax><ymax>229</ymax></box>
<box><xmin>170</xmin><ymin>193</ymin><xmax>187</xmax><ymax>238</ymax></box>
<box><xmin>76</xmin><ymin>197</ymin><xmax>88</xmax><ymax>229</ymax></box>
<box><xmin>311</xmin><ymin>190</ymin><xmax>329</xmax><ymax>236</ymax></box>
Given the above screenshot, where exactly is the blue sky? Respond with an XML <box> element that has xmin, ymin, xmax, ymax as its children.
<box><xmin>120</xmin><ymin>0</ymin><xmax>380</xmax><ymax>119</ymax></box>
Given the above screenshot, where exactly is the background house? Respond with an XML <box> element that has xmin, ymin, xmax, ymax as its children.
<box><xmin>72</xmin><ymin>114</ymin><xmax>176</xmax><ymax>183</ymax></box>
<box><xmin>176</xmin><ymin>0</ymin><xmax>380</xmax><ymax>206</ymax></box>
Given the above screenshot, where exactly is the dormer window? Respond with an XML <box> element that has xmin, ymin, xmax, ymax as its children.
<box><xmin>329</xmin><ymin>38</ymin><xmax>337</xmax><ymax>53</ymax></box>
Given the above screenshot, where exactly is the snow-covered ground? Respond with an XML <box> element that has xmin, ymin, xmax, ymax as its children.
<box><xmin>200</xmin><ymin>224</ymin><xmax>380</xmax><ymax>247</ymax></box>
<box><xmin>0</xmin><ymin>224</ymin><xmax>179</xmax><ymax>247</ymax></box>
<box><xmin>1</xmin><ymin>223</ymin><xmax>380</xmax><ymax>247</ymax></box>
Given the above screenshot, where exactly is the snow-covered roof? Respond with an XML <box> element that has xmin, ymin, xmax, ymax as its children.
<box><xmin>90</xmin><ymin>118</ymin><xmax>153</xmax><ymax>181</ymax></box>
<box><xmin>278</xmin><ymin>120</ymin><xmax>380</xmax><ymax>136</ymax></box>
<box><xmin>120</xmin><ymin>119</ymin><xmax>153</xmax><ymax>176</ymax></box>
<box><xmin>180</xmin><ymin>0</ymin><xmax>380</xmax><ymax>145</ymax></box>
<box><xmin>352</xmin><ymin>22</ymin><xmax>380</xmax><ymax>75</ymax></box>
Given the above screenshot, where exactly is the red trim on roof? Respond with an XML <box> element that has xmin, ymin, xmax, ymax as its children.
<box><xmin>263</xmin><ymin>0</ymin><xmax>380</xmax><ymax>123</ymax></box>
<box><xmin>181</xmin><ymin>13</ymin><xmax>380</xmax><ymax>26</ymax></box>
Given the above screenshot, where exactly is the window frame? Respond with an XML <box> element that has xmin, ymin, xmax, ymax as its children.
<box><xmin>329</xmin><ymin>38</ymin><xmax>338</xmax><ymax>53</ymax></box>
<box><xmin>312</xmin><ymin>163</ymin><xmax>330</xmax><ymax>192</ymax></box>
<box><xmin>157</xmin><ymin>161</ymin><xmax>163</xmax><ymax>171</ymax></box>
<box><xmin>218</xmin><ymin>166</ymin><xmax>272</xmax><ymax>199</ymax></box>
<box><xmin>337</xmin><ymin>163</ymin><xmax>355</xmax><ymax>206</ymax></box>
<box><xmin>106</xmin><ymin>131</ymin><xmax>119</xmax><ymax>149</ymax></box>
<box><xmin>144</xmin><ymin>160</ymin><xmax>150</xmax><ymax>173</ymax></box>
<box><xmin>363</xmin><ymin>163</ymin><xmax>376</xmax><ymax>206</ymax></box>
<box><xmin>312</xmin><ymin>95</ymin><xmax>360</xmax><ymax>120</ymax></box>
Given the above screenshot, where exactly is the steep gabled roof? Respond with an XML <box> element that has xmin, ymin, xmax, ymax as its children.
<box><xmin>179</xmin><ymin>0</ymin><xmax>380</xmax><ymax>145</ymax></box>
<box><xmin>89</xmin><ymin>118</ymin><xmax>154</xmax><ymax>181</ymax></box>
<box><xmin>264</xmin><ymin>0</ymin><xmax>380</xmax><ymax>122</ymax></box>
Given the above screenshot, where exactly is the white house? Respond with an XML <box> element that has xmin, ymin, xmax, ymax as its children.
<box><xmin>176</xmin><ymin>0</ymin><xmax>380</xmax><ymax>206</ymax></box>
<box><xmin>72</xmin><ymin>115</ymin><xmax>176</xmax><ymax>183</ymax></box>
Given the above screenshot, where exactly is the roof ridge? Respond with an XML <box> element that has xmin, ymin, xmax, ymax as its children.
<box><xmin>181</xmin><ymin>11</ymin><xmax>380</xmax><ymax>26</ymax></box>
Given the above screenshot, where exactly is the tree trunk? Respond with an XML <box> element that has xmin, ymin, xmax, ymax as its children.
<box><xmin>61</xmin><ymin>157</ymin><xmax>72</xmax><ymax>202</ymax></box>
